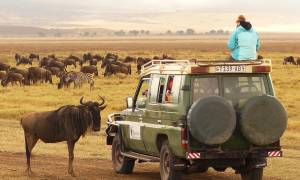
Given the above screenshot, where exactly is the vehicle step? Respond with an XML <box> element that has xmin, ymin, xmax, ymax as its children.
<box><xmin>121</xmin><ymin>151</ymin><xmax>160</xmax><ymax>162</ymax></box>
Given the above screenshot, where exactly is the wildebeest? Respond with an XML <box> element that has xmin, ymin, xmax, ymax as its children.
<box><xmin>48</xmin><ymin>54</ymin><xmax>56</xmax><ymax>59</ymax></box>
<box><xmin>80</xmin><ymin>65</ymin><xmax>98</xmax><ymax>76</ymax></box>
<box><xmin>1</xmin><ymin>72</ymin><xmax>24</xmax><ymax>87</ymax></box>
<box><xmin>283</xmin><ymin>56</ymin><xmax>296</xmax><ymax>65</ymax></box>
<box><xmin>46</xmin><ymin>67</ymin><xmax>63</xmax><ymax>77</ymax></box>
<box><xmin>296</xmin><ymin>58</ymin><xmax>300</xmax><ymax>65</ymax></box>
<box><xmin>63</xmin><ymin>58</ymin><xmax>77</xmax><ymax>69</ymax></box>
<box><xmin>136</xmin><ymin>57</ymin><xmax>151</xmax><ymax>73</ymax></box>
<box><xmin>104</xmin><ymin>63</ymin><xmax>131</xmax><ymax>76</ymax></box>
<box><xmin>89</xmin><ymin>59</ymin><xmax>98</xmax><ymax>66</ymax></box>
<box><xmin>0</xmin><ymin>71</ymin><xmax>6</xmax><ymax>80</ymax></box>
<box><xmin>10</xmin><ymin>67</ymin><xmax>30</xmax><ymax>85</ymax></box>
<box><xmin>58</xmin><ymin>71</ymin><xmax>94</xmax><ymax>91</ymax></box>
<box><xmin>93</xmin><ymin>54</ymin><xmax>103</xmax><ymax>62</ymax></box>
<box><xmin>0</xmin><ymin>61</ymin><xmax>10</xmax><ymax>72</ymax></box>
<box><xmin>17</xmin><ymin>57</ymin><xmax>32</xmax><ymax>66</ymax></box>
<box><xmin>124</xmin><ymin>56</ymin><xmax>136</xmax><ymax>63</ymax></box>
<box><xmin>101</xmin><ymin>53</ymin><xmax>118</xmax><ymax>69</ymax></box>
<box><xmin>49</xmin><ymin>60</ymin><xmax>66</xmax><ymax>71</ymax></box>
<box><xmin>116</xmin><ymin>61</ymin><xmax>131</xmax><ymax>74</ymax></box>
<box><xmin>21</xmin><ymin>96</ymin><xmax>106</xmax><ymax>176</ymax></box>
<box><xmin>68</xmin><ymin>55</ymin><xmax>81</xmax><ymax>62</ymax></box>
<box><xmin>83</xmin><ymin>53</ymin><xmax>93</xmax><ymax>63</ymax></box>
<box><xmin>28</xmin><ymin>67</ymin><xmax>52</xmax><ymax>84</ymax></box>
<box><xmin>15</xmin><ymin>53</ymin><xmax>21</xmax><ymax>63</ymax></box>
<box><xmin>29</xmin><ymin>53</ymin><xmax>39</xmax><ymax>61</ymax></box>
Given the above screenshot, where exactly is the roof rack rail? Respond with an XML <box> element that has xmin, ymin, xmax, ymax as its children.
<box><xmin>140</xmin><ymin>59</ymin><xmax>271</xmax><ymax>76</ymax></box>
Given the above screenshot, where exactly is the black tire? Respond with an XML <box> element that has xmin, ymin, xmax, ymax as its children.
<box><xmin>112</xmin><ymin>134</ymin><xmax>135</xmax><ymax>174</ymax></box>
<box><xmin>160</xmin><ymin>141</ymin><xmax>183</xmax><ymax>180</ymax></box>
<box><xmin>241</xmin><ymin>168</ymin><xmax>263</xmax><ymax>180</ymax></box>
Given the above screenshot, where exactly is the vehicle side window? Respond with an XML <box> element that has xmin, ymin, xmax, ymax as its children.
<box><xmin>165</xmin><ymin>75</ymin><xmax>181</xmax><ymax>104</ymax></box>
<box><xmin>136</xmin><ymin>79</ymin><xmax>150</xmax><ymax>109</ymax></box>
<box><xmin>192</xmin><ymin>77</ymin><xmax>219</xmax><ymax>102</ymax></box>
<box><xmin>149</xmin><ymin>76</ymin><xmax>160</xmax><ymax>103</ymax></box>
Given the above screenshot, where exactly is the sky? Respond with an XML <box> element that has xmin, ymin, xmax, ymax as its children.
<box><xmin>0</xmin><ymin>0</ymin><xmax>299</xmax><ymax>32</ymax></box>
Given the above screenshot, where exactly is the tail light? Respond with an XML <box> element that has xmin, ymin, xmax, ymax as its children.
<box><xmin>252</xmin><ymin>66</ymin><xmax>271</xmax><ymax>73</ymax></box>
<box><xmin>181</xmin><ymin>128</ymin><xmax>188</xmax><ymax>150</ymax></box>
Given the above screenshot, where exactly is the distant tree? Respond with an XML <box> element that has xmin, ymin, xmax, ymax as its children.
<box><xmin>166</xmin><ymin>30</ymin><xmax>172</xmax><ymax>35</ymax></box>
<box><xmin>83</xmin><ymin>32</ymin><xmax>90</xmax><ymax>37</ymax></box>
<box><xmin>225</xmin><ymin>30</ymin><xmax>230</xmax><ymax>35</ymax></box>
<box><xmin>145</xmin><ymin>30</ymin><xmax>150</xmax><ymax>35</ymax></box>
<box><xmin>129</xmin><ymin>30</ymin><xmax>139</xmax><ymax>36</ymax></box>
<box><xmin>54</xmin><ymin>32</ymin><xmax>62</xmax><ymax>37</ymax></box>
<box><xmin>217</xmin><ymin>29</ymin><xmax>224</xmax><ymax>35</ymax></box>
<box><xmin>114</xmin><ymin>30</ymin><xmax>126</xmax><ymax>36</ymax></box>
<box><xmin>175</xmin><ymin>30</ymin><xmax>185</xmax><ymax>35</ymax></box>
<box><xmin>92</xmin><ymin>32</ymin><xmax>97</xmax><ymax>37</ymax></box>
<box><xmin>140</xmin><ymin>30</ymin><xmax>145</xmax><ymax>35</ymax></box>
<box><xmin>186</xmin><ymin>28</ymin><xmax>195</xmax><ymax>35</ymax></box>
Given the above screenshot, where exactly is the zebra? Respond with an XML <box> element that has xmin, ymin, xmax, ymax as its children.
<box><xmin>58</xmin><ymin>71</ymin><xmax>94</xmax><ymax>91</ymax></box>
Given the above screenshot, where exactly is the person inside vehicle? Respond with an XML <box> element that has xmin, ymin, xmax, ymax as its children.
<box><xmin>165</xmin><ymin>76</ymin><xmax>174</xmax><ymax>103</ymax></box>
<box><xmin>228</xmin><ymin>15</ymin><xmax>261</xmax><ymax>60</ymax></box>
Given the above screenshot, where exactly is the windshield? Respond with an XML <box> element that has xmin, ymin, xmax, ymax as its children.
<box><xmin>192</xmin><ymin>75</ymin><xmax>268</xmax><ymax>109</ymax></box>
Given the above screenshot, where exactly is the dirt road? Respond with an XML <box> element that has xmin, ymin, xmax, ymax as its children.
<box><xmin>0</xmin><ymin>152</ymin><xmax>246</xmax><ymax>180</ymax></box>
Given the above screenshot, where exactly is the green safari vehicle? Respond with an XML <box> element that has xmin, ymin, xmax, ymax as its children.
<box><xmin>106</xmin><ymin>59</ymin><xmax>287</xmax><ymax>180</ymax></box>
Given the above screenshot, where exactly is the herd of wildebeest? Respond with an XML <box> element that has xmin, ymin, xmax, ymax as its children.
<box><xmin>0</xmin><ymin>53</ymin><xmax>298</xmax><ymax>90</ymax></box>
<box><xmin>0</xmin><ymin>52</ymin><xmax>175</xmax><ymax>89</ymax></box>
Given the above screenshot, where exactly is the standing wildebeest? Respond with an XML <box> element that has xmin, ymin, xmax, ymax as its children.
<box><xmin>124</xmin><ymin>56</ymin><xmax>136</xmax><ymax>63</ymax></box>
<box><xmin>46</xmin><ymin>66</ymin><xmax>63</xmax><ymax>77</ymax></box>
<box><xmin>296</xmin><ymin>58</ymin><xmax>300</xmax><ymax>65</ymax></box>
<box><xmin>29</xmin><ymin>53</ymin><xmax>40</xmax><ymax>61</ymax></box>
<box><xmin>93</xmin><ymin>54</ymin><xmax>103</xmax><ymax>62</ymax></box>
<box><xmin>28</xmin><ymin>67</ymin><xmax>52</xmax><ymax>84</ymax></box>
<box><xmin>17</xmin><ymin>57</ymin><xmax>32</xmax><ymax>66</ymax></box>
<box><xmin>49</xmin><ymin>60</ymin><xmax>66</xmax><ymax>71</ymax></box>
<box><xmin>136</xmin><ymin>57</ymin><xmax>151</xmax><ymax>73</ymax></box>
<box><xmin>10</xmin><ymin>67</ymin><xmax>30</xmax><ymax>85</ymax></box>
<box><xmin>89</xmin><ymin>59</ymin><xmax>98</xmax><ymax>66</ymax></box>
<box><xmin>21</xmin><ymin>96</ymin><xmax>106</xmax><ymax>176</ymax></box>
<box><xmin>116</xmin><ymin>61</ymin><xmax>131</xmax><ymax>74</ymax></box>
<box><xmin>0</xmin><ymin>61</ymin><xmax>11</xmax><ymax>72</ymax></box>
<box><xmin>104</xmin><ymin>62</ymin><xmax>131</xmax><ymax>76</ymax></box>
<box><xmin>80</xmin><ymin>65</ymin><xmax>98</xmax><ymax>76</ymax></box>
<box><xmin>83</xmin><ymin>53</ymin><xmax>93</xmax><ymax>63</ymax></box>
<box><xmin>63</xmin><ymin>58</ymin><xmax>77</xmax><ymax>69</ymax></box>
<box><xmin>0</xmin><ymin>71</ymin><xmax>6</xmax><ymax>80</ymax></box>
<box><xmin>1</xmin><ymin>72</ymin><xmax>24</xmax><ymax>87</ymax></box>
<box><xmin>15</xmin><ymin>53</ymin><xmax>21</xmax><ymax>63</ymax></box>
<box><xmin>48</xmin><ymin>54</ymin><xmax>56</xmax><ymax>59</ymax></box>
<box><xmin>283</xmin><ymin>56</ymin><xmax>296</xmax><ymax>65</ymax></box>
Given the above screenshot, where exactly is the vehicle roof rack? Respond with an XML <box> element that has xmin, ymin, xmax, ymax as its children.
<box><xmin>140</xmin><ymin>59</ymin><xmax>272</xmax><ymax>76</ymax></box>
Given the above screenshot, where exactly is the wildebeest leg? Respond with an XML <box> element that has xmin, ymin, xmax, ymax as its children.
<box><xmin>67</xmin><ymin>141</ymin><xmax>76</xmax><ymax>176</ymax></box>
<box><xmin>24</xmin><ymin>133</ymin><xmax>38</xmax><ymax>176</ymax></box>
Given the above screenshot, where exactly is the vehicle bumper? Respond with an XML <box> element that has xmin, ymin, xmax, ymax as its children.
<box><xmin>186</xmin><ymin>150</ymin><xmax>282</xmax><ymax>160</ymax></box>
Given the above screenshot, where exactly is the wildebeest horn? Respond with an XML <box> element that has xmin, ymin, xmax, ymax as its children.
<box><xmin>98</xmin><ymin>96</ymin><xmax>105</xmax><ymax>106</ymax></box>
<box><xmin>80</xmin><ymin>97</ymin><xmax>87</xmax><ymax>105</ymax></box>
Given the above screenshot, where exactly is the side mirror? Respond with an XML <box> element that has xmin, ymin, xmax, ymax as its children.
<box><xmin>126</xmin><ymin>97</ymin><xmax>133</xmax><ymax>109</ymax></box>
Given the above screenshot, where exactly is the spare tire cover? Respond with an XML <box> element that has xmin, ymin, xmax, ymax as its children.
<box><xmin>240</xmin><ymin>95</ymin><xmax>287</xmax><ymax>146</ymax></box>
<box><xmin>187</xmin><ymin>96</ymin><xmax>236</xmax><ymax>145</ymax></box>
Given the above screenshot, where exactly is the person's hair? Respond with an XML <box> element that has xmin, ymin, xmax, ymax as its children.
<box><xmin>236</xmin><ymin>15</ymin><xmax>246</xmax><ymax>23</ymax></box>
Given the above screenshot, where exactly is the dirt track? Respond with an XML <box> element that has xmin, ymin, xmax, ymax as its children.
<box><xmin>0</xmin><ymin>152</ymin><xmax>247</xmax><ymax>180</ymax></box>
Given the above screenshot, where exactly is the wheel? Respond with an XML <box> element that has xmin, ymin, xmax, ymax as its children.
<box><xmin>112</xmin><ymin>134</ymin><xmax>135</xmax><ymax>174</ymax></box>
<box><xmin>241</xmin><ymin>168</ymin><xmax>263</xmax><ymax>180</ymax></box>
<box><xmin>160</xmin><ymin>141</ymin><xmax>183</xmax><ymax>180</ymax></box>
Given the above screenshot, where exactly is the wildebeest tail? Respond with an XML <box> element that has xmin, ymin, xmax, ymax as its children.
<box><xmin>24</xmin><ymin>134</ymin><xmax>30</xmax><ymax>160</ymax></box>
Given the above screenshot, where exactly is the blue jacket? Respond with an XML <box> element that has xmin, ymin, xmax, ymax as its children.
<box><xmin>227</xmin><ymin>23</ymin><xmax>260</xmax><ymax>60</ymax></box>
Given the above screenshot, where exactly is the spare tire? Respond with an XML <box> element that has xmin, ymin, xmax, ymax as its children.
<box><xmin>240</xmin><ymin>95</ymin><xmax>287</xmax><ymax>146</ymax></box>
<box><xmin>187</xmin><ymin>96</ymin><xmax>236</xmax><ymax>145</ymax></box>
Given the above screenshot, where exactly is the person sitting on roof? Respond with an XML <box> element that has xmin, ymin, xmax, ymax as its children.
<box><xmin>228</xmin><ymin>15</ymin><xmax>261</xmax><ymax>61</ymax></box>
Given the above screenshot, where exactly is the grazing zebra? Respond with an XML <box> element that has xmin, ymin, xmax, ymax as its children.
<box><xmin>58</xmin><ymin>71</ymin><xmax>94</xmax><ymax>91</ymax></box>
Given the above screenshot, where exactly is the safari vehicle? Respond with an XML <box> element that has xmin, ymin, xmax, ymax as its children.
<box><xmin>106</xmin><ymin>59</ymin><xmax>287</xmax><ymax>180</ymax></box>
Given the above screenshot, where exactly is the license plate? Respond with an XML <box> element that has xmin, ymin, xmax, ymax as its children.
<box><xmin>215</xmin><ymin>65</ymin><xmax>246</xmax><ymax>73</ymax></box>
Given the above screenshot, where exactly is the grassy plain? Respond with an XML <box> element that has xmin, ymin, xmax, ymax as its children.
<box><xmin>0</xmin><ymin>35</ymin><xmax>299</xmax><ymax>179</ymax></box>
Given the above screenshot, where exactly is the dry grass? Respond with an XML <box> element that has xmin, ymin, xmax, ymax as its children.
<box><xmin>0</xmin><ymin>37</ymin><xmax>299</xmax><ymax>179</ymax></box>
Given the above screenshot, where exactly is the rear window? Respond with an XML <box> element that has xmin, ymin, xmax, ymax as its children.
<box><xmin>192</xmin><ymin>75</ymin><xmax>267</xmax><ymax>108</ymax></box>
<box><xmin>223</xmin><ymin>76</ymin><xmax>267</xmax><ymax>108</ymax></box>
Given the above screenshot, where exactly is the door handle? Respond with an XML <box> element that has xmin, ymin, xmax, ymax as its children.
<box><xmin>157</xmin><ymin>120</ymin><xmax>162</xmax><ymax>124</ymax></box>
